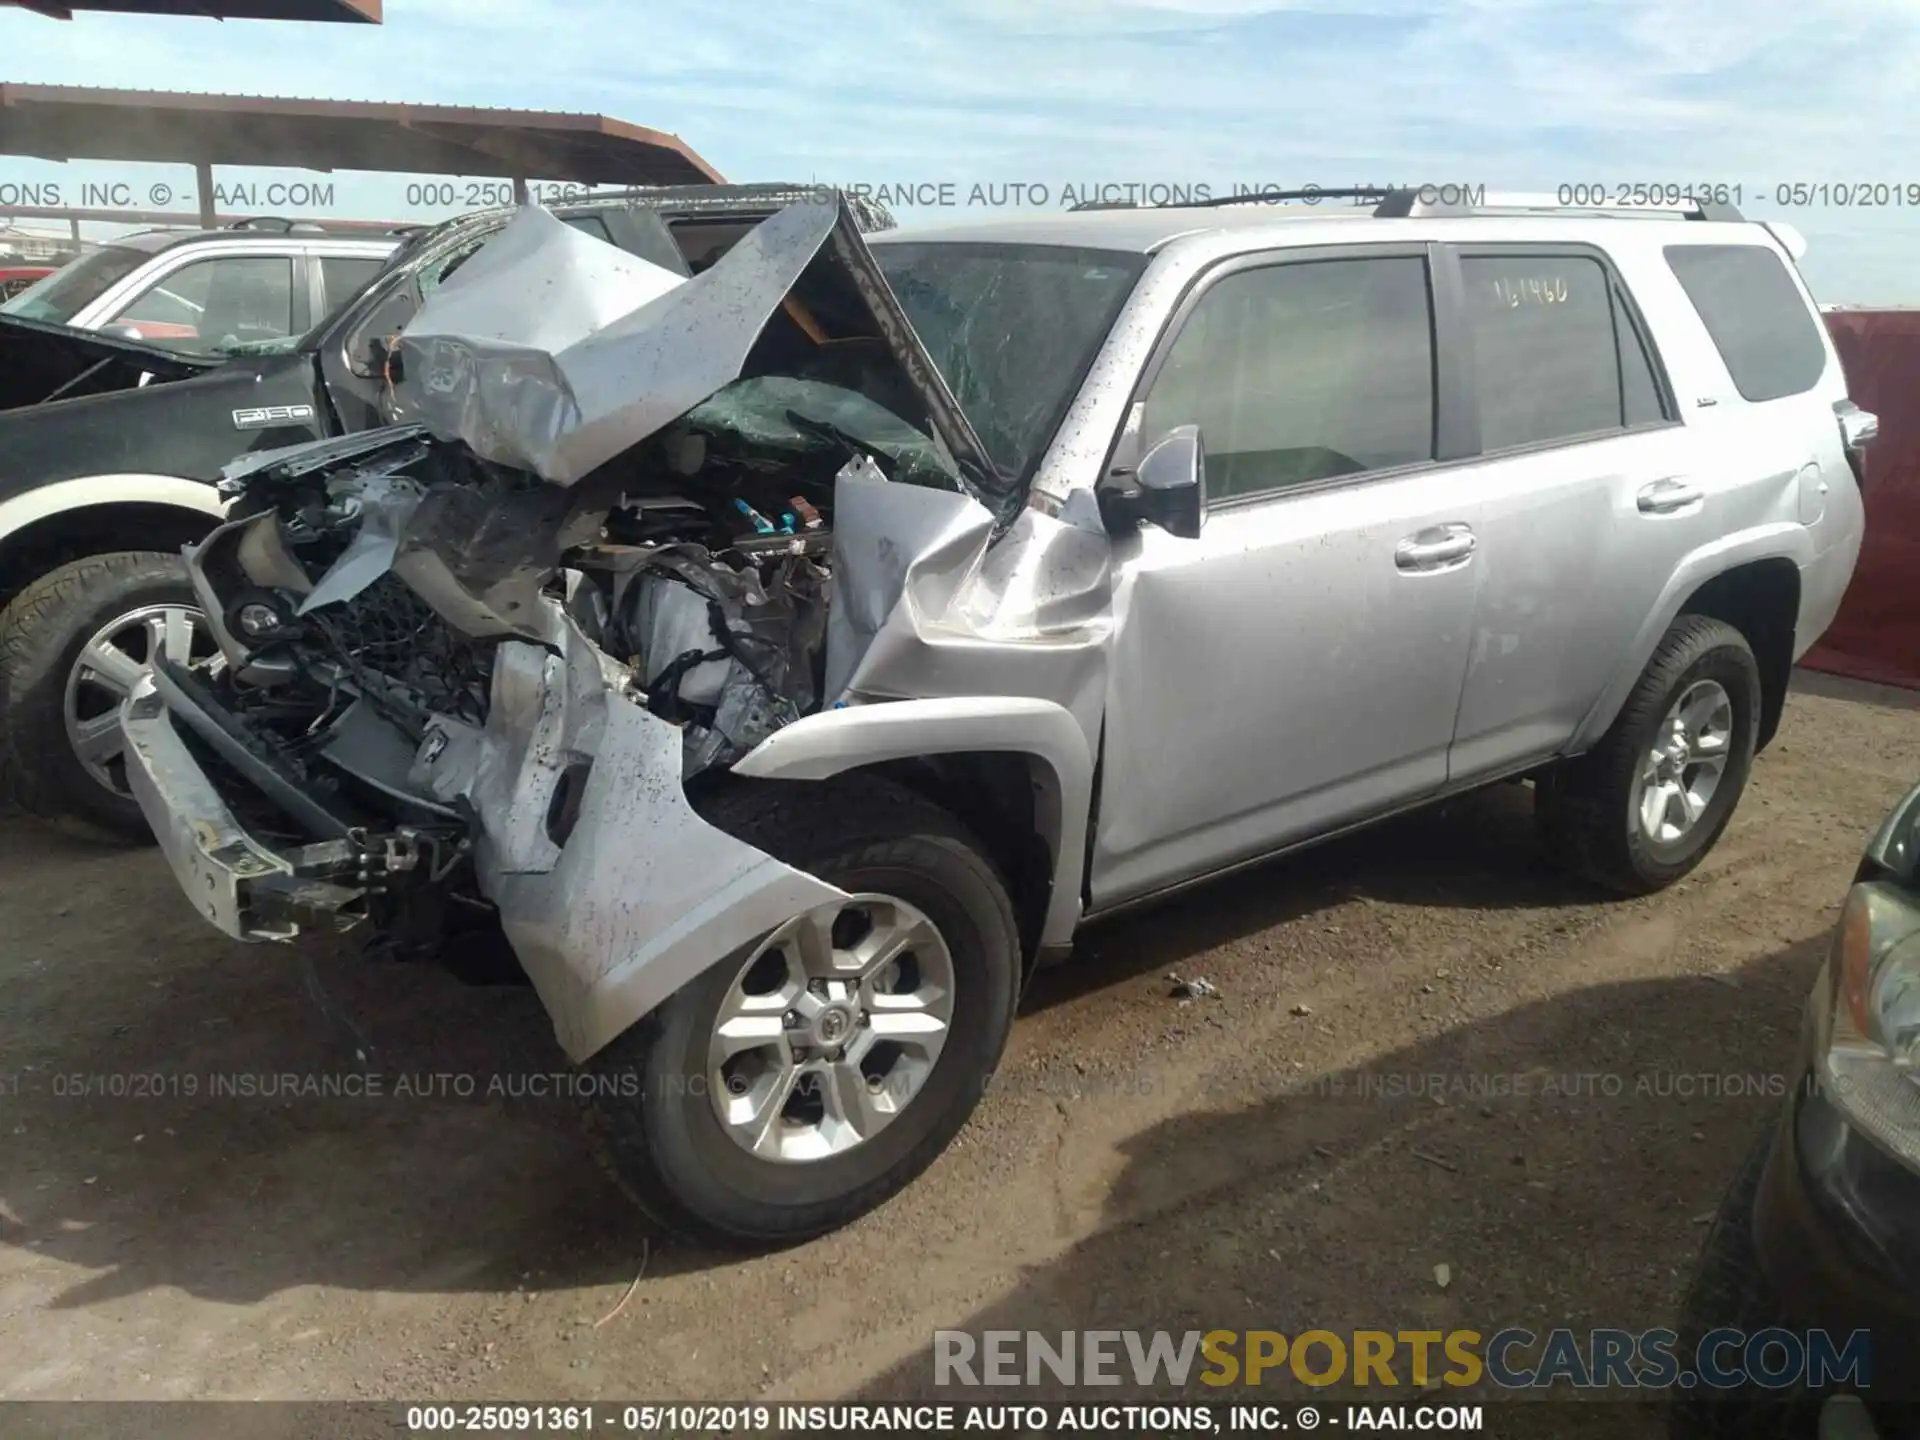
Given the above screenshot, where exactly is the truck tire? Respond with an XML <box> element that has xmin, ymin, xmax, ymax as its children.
<box><xmin>584</xmin><ymin>775</ymin><xmax>1021</xmax><ymax>1244</ymax></box>
<box><xmin>0</xmin><ymin>552</ymin><xmax>214</xmax><ymax>842</ymax></box>
<box><xmin>1538</xmin><ymin>615</ymin><xmax>1760</xmax><ymax>895</ymax></box>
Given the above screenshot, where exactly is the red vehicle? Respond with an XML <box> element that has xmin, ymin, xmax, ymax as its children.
<box><xmin>0</xmin><ymin>266</ymin><xmax>56</xmax><ymax>302</ymax></box>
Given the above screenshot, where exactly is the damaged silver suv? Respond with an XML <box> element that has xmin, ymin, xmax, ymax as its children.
<box><xmin>119</xmin><ymin>188</ymin><xmax>1871</xmax><ymax>1241</ymax></box>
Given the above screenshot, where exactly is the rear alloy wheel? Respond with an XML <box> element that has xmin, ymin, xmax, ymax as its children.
<box><xmin>1633</xmin><ymin>678</ymin><xmax>1736</xmax><ymax>848</ymax></box>
<box><xmin>1538</xmin><ymin>614</ymin><xmax>1761</xmax><ymax>894</ymax></box>
<box><xmin>586</xmin><ymin>776</ymin><xmax>1021</xmax><ymax>1244</ymax></box>
<box><xmin>0</xmin><ymin>552</ymin><xmax>216</xmax><ymax>841</ymax></box>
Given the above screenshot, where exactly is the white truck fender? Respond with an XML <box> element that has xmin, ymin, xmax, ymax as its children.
<box><xmin>0</xmin><ymin>473</ymin><xmax>227</xmax><ymax>548</ymax></box>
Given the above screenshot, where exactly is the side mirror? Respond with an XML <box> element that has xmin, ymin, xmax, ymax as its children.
<box><xmin>1098</xmin><ymin>425</ymin><xmax>1205</xmax><ymax>539</ymax></box>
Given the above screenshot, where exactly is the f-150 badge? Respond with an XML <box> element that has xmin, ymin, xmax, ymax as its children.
<box><xmin>232</xmin><ymin>404</ymin><xmax>316</xmax><ymax>430</ymax></box>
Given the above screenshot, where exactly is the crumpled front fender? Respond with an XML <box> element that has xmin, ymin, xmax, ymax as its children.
<box><xmin>486</xmin><ymin>697</ymin><xmax>850</xmax><ymax>1061</ymax></box>
<box><xmin>732</xmin><ymin>695</ymin><xmax>1092</xmax><ymax>949</ymax></box>
<box><xmin>408</xmin><ymin>613</ymin><xmax>850</xmax><ymax>1063</ymax></box>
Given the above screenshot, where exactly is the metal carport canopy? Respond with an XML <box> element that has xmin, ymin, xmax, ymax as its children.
<box><xmin>3</xmin><ymin>0</ymin><xmax>382</xmax><ymax>19</ymax></box>
<box><xmin>0</xmin><ymin>84</ymin><xmax>725</xmax><ymax>223</ymax></box>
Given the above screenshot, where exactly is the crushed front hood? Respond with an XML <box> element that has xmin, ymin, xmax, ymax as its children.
<box><xmin>389</xmin><ymin>197</ymin><xmax>1010</xmax><ymax>513</ymax></box>
<box><xmin>0</xmin><ymin>311</ymin><xmax>219</xmax><ymax>412</ymax></box>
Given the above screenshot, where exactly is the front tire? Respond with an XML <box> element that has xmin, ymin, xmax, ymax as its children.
<box><xmin>0</xmin><ymin>552</ymin><xmax>215</xmax><ymax>842</ymax></box>
<box><xmin>585</xmin><ymin>776</ymin><xmax>1021</xmax><ymax>1244</ymax></box>
<box><xmin>1539</xmin><ymin>615</ymin><xmax>1760</xmax><ymax>895</ymax></box>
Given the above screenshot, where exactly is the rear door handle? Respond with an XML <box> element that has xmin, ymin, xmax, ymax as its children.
<box><xmin>1637</xmin><ymin>478</ymin><xmax>1703</xmax><ymax>514</ymax></box>
<box><xmin>1395</xmin><ymin>523</ymin><xmax>1476</xmax><ymax>572</ymax></box>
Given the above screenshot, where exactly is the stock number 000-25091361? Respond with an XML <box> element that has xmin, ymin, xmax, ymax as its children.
<box><xmin>406</xmin><ymin>1405</ymin><xmax>776</xmax><ymax>1433</ymax></box>
<box><xmin>403</xmin><ymin>181</ymin><xmax>602</xmax><ymax>209</ymax></box>
<box><xmin>1556</xmin><ymin>183</ymin><xmax>1744</xmax><ymax>207</ymax></box>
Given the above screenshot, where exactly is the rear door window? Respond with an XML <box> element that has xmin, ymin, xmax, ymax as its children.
<box><xmin>1664</xmin><ymin>243</ymin><xmax>1827</xmax><ymax>401</ymax></box>
<box><xmin>561</xmin><ymin>214</ymin><xmax>614</xmax><ymax>243</ymax></box>
<box><xmin>1459</xmin><ymin>253</ymin><xmax>1663</xmax><ymax>450</ymax></box>
<box><xmin>111</xmin><ymin>254</ymin><xmax>295</xmax><ymax>353</ymax></box>
<box><xmin>1140</xmin><ymin>254</ymin><xmax>1437</xmax><ymax>500</ymax></box>
<box><xmin>319</xmin><ymin>256</ymin><xmax>387</xmax><ymax>315</ymax></box>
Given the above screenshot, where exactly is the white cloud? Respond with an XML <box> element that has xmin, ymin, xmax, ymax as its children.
<box><xmin>0</xmin><ymin>0</ymin><xmax>1916</xmax><ymax>298</ymax></box>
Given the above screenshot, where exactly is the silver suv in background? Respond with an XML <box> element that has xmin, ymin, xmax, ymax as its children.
<box><xmin>0</xmin><ymin>219</ymin><xmax>398</xmax><ymax>355</ymax></box>
<box><xmin>117</xmin><ymin>189</ymin><xmax>1870</xmax><ymax>1242</ymax></box>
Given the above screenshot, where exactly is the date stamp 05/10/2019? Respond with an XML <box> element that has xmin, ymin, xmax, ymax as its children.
<box><xmin>1554</xmin><ymin>181</ymin><xmax>1920</xmax><ymax>209</ymax></box>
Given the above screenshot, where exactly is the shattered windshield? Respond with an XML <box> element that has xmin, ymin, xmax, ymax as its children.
<box><xmin>681</xmin><ymin>375</ymin><xmax>961</xmax><ymax>490</ymax></box>
<box><xmin>873</xmin><ymin>242</ymin><xmax>1146</xmax><ymax>482</ymax></box>
<box><xmin>0</xmin><ymin>244</ymin><xmax>148</xmax><ymax>324</ymax></box>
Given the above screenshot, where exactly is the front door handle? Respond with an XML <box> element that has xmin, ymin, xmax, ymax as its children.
<box><xmin>1637</xmin><ymin>478</ymin><xmax>1704</xmax><ymax>514</ymax></box>
<box><xmin>1395</xmin><ymin>523</ymin><xmax>1476</xmax><ymax>572</ymax></box>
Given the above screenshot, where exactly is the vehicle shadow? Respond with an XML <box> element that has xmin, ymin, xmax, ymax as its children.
<box><xmin>842</xmin><ymin>941</ymin><xmax>1827</xmax><ymax>1440</ymax></box>
<box><xmin>1030</xmin><ymin>780</ymin><xmax>1599</xmax><ymax>1012</ymax></box>
<box><xmin>0</xmin><ymin>781</ymin><xmax>1788</xmax><ymax>1333</ymax></box>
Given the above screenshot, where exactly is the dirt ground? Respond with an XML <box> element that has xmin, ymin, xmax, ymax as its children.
<box><xmin>2</xmin><ymin>672</ymin><xmax>1917</xmax><ymax>1437</ymax></box>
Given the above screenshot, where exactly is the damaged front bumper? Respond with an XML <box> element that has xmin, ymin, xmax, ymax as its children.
<box><xmin>122</xmin><ymin>668</ymin><xmax>369</xmax><ymax>943</ymax></box>
<box><xmin>121</xmin><ymin>613</ymin><xmax>850</xmax><ymax>1061</ymax></box>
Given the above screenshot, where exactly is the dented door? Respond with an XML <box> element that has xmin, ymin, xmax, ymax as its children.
<box><xmin>1087</xmin><ymin>248</ymin><xmax>1480</xmax><ymax>908</ymax></box>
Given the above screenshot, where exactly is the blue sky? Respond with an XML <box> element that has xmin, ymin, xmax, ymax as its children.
<box><xmin>3</xmin><ymin>0</ymin><xmax>1918</xmax><ymax>301</ymax></box>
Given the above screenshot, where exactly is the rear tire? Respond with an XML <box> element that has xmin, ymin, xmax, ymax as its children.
<box><xmin>1539</xmin><ymin>615</ymin><xmax>1760</xmax><ymax>895</ymax></box>
<box><xmin>0</xmin><ymin>552</ymin><xmax>211</xmax><ymax>842</ymax></box>
<box><xmin>584</xmin><ymin>775</ymin><xmax>1021</xmax><ymax>1244</ymax></box>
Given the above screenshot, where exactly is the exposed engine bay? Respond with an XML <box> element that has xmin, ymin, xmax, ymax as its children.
<box><xmin>167</xmin><ymin>401</ymin><xmax>866</xmax><ymax>953</ymax></box>
<box><xmin>208</xmin><ymin>406</ymin><xmax>848</xmax><ymax>777</ymax></box>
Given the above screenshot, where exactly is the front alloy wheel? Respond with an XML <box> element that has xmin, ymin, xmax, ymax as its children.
<box><xmin>0</xmin><ymin>551</ymin><xmax>212</xmax><ymax>840</ymax></box>
<box><xmin>585</xmin><ymin>776</ymin><xmax>1021</xmax><ymax>1244</ymax></box>
<box><xmin>65</xmin><ymin>602</ymin><xmax>217</xmax><ymax>797</ymax></box>
<box><xmin>711</xmin><ymin>894</ymin><xmax>955</xmax><ymax>1163</ymax></box>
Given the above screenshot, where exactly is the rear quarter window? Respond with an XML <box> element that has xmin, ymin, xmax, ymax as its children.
<box><xmin>1663</xmin><ymin>244</ymin><xmax>1827</xmax><ymax>402</ymax></box>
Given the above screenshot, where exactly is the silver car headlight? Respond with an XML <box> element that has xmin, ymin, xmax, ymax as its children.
<box><xmin>1818</xmin><ymin>782</ymin><xmax>1920</xmax><ymax>1171</ymax></box>
<box><xmin>1863</xmin><ymin>780</ymin><xmax>1920</xmax><ymax>883</ymax></box>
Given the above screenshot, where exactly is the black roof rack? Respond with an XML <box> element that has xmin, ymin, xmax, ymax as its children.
<box><xmin>1370</xmin><ymin>188</ymin><xmax>1744</xmax><ymax>222</ymax></box>
<box><xmin>1068</xmin><ymin>186</ymin><xmax>1744</xmax><ymax>223</ymax></box>
<box><xmin>224</xmin><ymin>215</ymin><xmax>338</xmax><ymax>234</ymax></box>
<box><xmin>1069</xmin><ymin>187</ymin><xmax>1392</xmax><ymax>213</ymax></box>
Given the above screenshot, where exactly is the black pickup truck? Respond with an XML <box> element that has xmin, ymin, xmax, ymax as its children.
<box><xmin>0</xmin><ymin>184</ymin><xmax>891</xmax><ymax>837</ymax></box>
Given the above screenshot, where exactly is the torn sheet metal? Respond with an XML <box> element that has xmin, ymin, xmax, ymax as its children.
<box><xmin>222</xmin><ymin>424</ymin><xmax>603</xmax><ymax>642</ymax></box>
<box><xmin>383</xmin><ymin>475</ymin><xmax>604</xmax><ymax>639</ymax></box>
<box><xmin>295</xmin><ymin>468</ymin><xmax>426</xmax><ymax>614</ymax></box>
<box><xmin>492</xmin><ymin>690</ymin><xmax>853</xmax><ymax>1062</ymax></box>
<box><xmin>401</xmin><ymin>605</ymin><xmax>848</xmax><ymax>1061</ymax></box>
<box><xmin>389</xmin><ymin>204</ymin><xmax>687</xmax><ymax>480</ymax></box>
<box><xmin>393</xmin><ymin>201</ymin><xmax>827</xmax><ymax>485</ymax></box>
<box><xmin>824</xmin><ymin>461</ymin><xmax>1114</xmax><ymax>751</ymax></box>
<box><xmin>431</xmin><ymin>606</ymin><xmax>620</xmax><ymax>879</ymax></box>
<box><xmin>391</xmin><ymin>197</ymin><xmax>1009</xmax><ymax>515</ymax></box>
